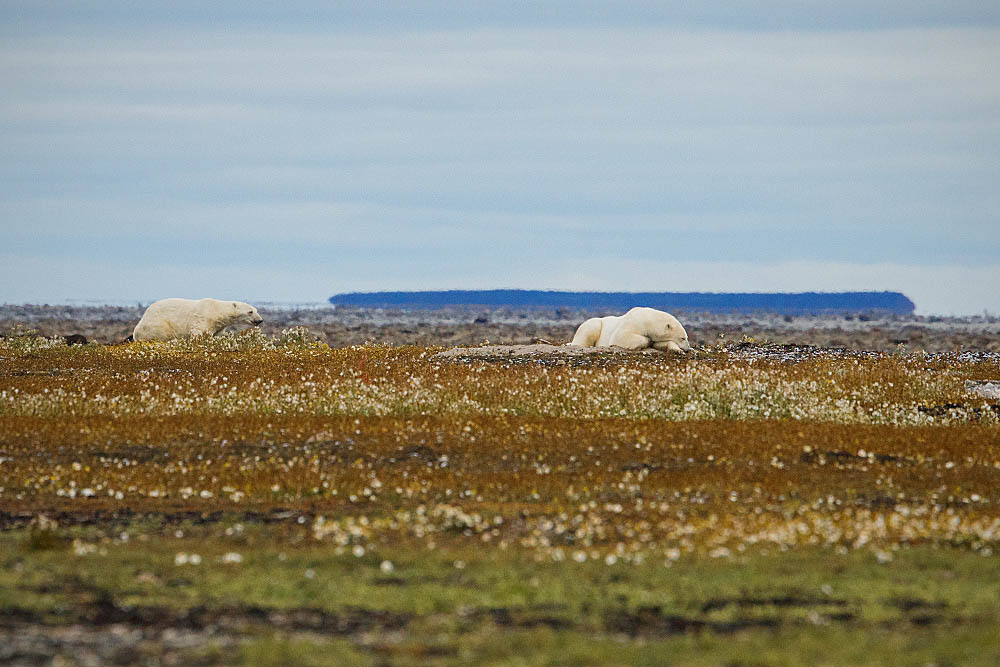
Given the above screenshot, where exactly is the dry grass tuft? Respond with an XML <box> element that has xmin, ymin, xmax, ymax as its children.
<box><xmin>2</xmin><ymin>335</ymin><xmax>999</xmax><ymax>566</ymax></box>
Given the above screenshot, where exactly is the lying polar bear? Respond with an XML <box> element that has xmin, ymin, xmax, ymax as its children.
<box><xmin>569</xmin><ymin>307</ymin><xmax>692</xmax><ymax>353</ymax></box>
<box><xmin>132</xmin><ymin>298</ymin><xmax>264</xmax><ymax>341</ymax></box>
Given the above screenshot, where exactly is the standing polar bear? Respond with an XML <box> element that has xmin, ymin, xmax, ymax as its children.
<box><xmin>132</xmin><ymin>298</ymin><xmax>264</xmax><ymax>341</ymax></box>
<box><xmin>570</xmin><ymin>307</ymin><xmax>692</xmax><ymax>353</ymax></box>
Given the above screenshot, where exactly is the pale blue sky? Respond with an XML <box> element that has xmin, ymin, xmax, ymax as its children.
<box><xmin>2</xmin><ymin>2</ymin><xmax>999</xmax><ymax>314</ymax></box>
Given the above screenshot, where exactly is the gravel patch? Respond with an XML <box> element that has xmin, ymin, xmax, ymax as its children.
<box><xmin>2</xmin><ymin>304</ymin><xmax>998</xmax><ymax>352</ymax></box>
<box><xmin>966</xmin><ymin>381</ymin><xmax>1000</xmax><ymax>400</ymax></box>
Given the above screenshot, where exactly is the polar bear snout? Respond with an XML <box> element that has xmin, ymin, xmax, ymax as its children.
<box><xmin>653</xmin><ymin>340</ymin><xmax>694</xmax><ymax>354</ymax></box>
<box><xmin>238</xmin><ymin>303</ymin><xmax>264</xmax><ymax>326</ymax></box>
<box><xmin>665</xmin><ymin>339</ymin><xmax>693</xmax><ymax>354</ymax></box>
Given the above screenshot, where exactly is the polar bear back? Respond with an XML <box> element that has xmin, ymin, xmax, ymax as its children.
<box><xmin>133</xmin><ymin>298</ymin><xmax>261</xmax><ymax>341</ymax></box>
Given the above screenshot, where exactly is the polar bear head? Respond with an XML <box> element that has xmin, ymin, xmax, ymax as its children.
<box><xmin>228</xmin><ymin>301</ymin><xmax>264</xmax><ymax>327</ymax></box>
<box><xmin>630</xmin><ymin>307</ymin><xmax>692</xmax><ymax>353</ymax></box>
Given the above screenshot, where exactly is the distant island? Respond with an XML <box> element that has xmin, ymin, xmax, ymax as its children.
<box><xmin>329</xmin><ymin>290</ymin><xmax>916</xmax><ymax>314</ymax></box>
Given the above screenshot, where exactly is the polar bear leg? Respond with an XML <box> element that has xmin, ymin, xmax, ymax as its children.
<box><xmin>653</xmin><ymin>340</ymin><xmax>685</xmax><ymax>353</ymax></box>
<box><xmin>134</xmin><ymin>317</ymin><xmax>175</xmax><ymax>341</ymax></box>
<box><xmin>609</xmin><ymin>332</ymin><xmax>651</xmax><ymax>350</ymax></box>
<box><xmin>189</xmin><ymin>317</ymin><xmax>218</xmax><ymax>337</ymax></box>
<box><xmin>570</xmin><ymin>318</ymin><xmax>603</xmax><ymax>346</ymax></box>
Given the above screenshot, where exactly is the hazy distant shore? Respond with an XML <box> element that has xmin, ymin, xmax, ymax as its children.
<box><xmin>3</xmin><ymin>303</ymin><xmax>998</xmax><ymax>353</ymax></box>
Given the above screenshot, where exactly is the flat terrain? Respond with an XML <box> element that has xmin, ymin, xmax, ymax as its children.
<box><xmin>2</xmin><ymin>310</ymin><xmax>1000</xmax><ymax>665</ymax></box>
<box><xmin>3</xmin><ymin>303</ymin><xmax>1000</xmax><ymax>352</ymax></box>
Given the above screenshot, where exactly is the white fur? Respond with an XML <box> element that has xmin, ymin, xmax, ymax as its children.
<box><xmin>132</xmin><ymin>298</ymin><xmax>264</xmax><ymax>341</ymax></box>
<box><xmin>569</xmin><ymin>307</ymin><xmax>692</xmax><ymax>353</ymax></box>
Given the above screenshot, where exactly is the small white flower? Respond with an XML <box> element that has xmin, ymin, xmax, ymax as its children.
<box><xmin>380</xmin><ymin>560</ymin><xmax>394</xmax><ymax>573</ymax></box>
<box><xmin>73</xmin><ymin>539</ymin><xmax>97</xmax><ymax>556</ymax></box>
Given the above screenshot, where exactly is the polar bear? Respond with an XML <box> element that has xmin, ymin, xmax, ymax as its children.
<box><xmin>570</xmin><ymin>307</ymin><xmax>692</xmax><ymax>353</ymax></box>
<box><xmin>132</xmin><ymin>298</ymin><xmax>264</xmax><ymax>341</ymax></box>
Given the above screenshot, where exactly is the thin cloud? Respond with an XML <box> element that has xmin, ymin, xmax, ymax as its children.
<box><xmin>1</xmin><ymin>13</ymin><xmax>998</xmax><ymax>313</ymax></box>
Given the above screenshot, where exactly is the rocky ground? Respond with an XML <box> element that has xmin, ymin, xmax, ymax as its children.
<box><xmin>2</xmin><ymin>303</ymin><xmax>999</xmax><ymax>353</ymax></box>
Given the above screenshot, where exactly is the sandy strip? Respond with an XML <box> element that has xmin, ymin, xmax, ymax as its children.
<box><xmin>433</xmin><ymin>343</ymin><xmax>661</xmax><ymax>359</ymax></box>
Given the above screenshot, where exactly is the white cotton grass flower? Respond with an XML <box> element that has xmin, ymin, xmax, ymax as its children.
<box><xmin>380</xmin><ymin>560</ymin><xmax>394</xmax><ymax>573</ymax></box>
<box><xmin>221</xmin><ymin>552</ymin><xmax>243</xmax><ymax>564</ymax></box>
<box><xmin>73</xmin><ymin>539</ymin><xmax>98</xmax><ymax>556</ymax></box>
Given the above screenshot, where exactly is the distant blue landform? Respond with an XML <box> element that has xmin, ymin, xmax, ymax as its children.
<box><xmin>329</xmin><ymin>290</ymin><xmax>915</xmax><ymax>314</ymax></box>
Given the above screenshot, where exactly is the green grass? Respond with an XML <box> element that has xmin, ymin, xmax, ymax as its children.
<box><xmin>239</xmin><ymin>637</ymin><xmax>374</xmax><ymax>667</ymax></box>
<box><xmin>5</xmin><ymin>520</ymin><xmax>1000</xmax><ymax>665</ymax></box>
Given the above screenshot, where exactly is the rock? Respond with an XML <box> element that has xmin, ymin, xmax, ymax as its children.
<box><xmin>965</xmin><ymin>380</ymin><xmax>1000</xmax><ymax>400</ymax></box>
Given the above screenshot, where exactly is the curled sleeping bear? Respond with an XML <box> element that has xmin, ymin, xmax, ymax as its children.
<box><xmin>570</xmin><ymin>307</ymin><xmax>692</xmax><ymax>353</ymax></box>
<box><xmin>132</xmin><ymin>298</ymin><xmax>264</xmax><ymax>341</ymax></box>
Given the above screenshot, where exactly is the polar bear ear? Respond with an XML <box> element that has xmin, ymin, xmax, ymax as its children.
<box><xmin>232</xmin><ymin>303</ymin><xmax>238</xmax><ymax>309</ymax></box>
